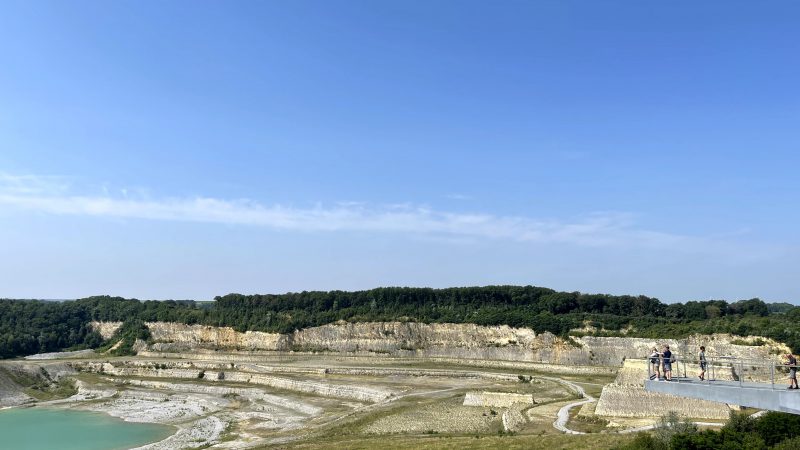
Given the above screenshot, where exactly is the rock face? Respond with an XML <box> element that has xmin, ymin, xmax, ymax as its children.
<box><xmin>146</xmin><ymin>322</ymin><xmax>286</xmax><ymax>351</ymax></box>
<box><xmin>0</xmin><ymin>362</ymin><xmax>77</xmax><ymax>407</ymax></box>
<box><xmin>579</xmin><ymin>335</ymin><xmax>787</xmax><ymax>366</ymax></box>
<box><xmin>290</xmin><ymin>321</ymin><xmax>536</xmax><ymax>352</ymax></box>
<box><xmin>502</xmin><ymin>407</ymin><xmax>528</xmax><ymax>432</ymax></box>
<box><xmin>0</xmin><ymin>368</ymin><xmax>32</xmax><ymax>407</ymax></box>
<box><xmin>93</xmin><ymin>322</ymin><xmax>122</xmax><ymax>339</ymax></box>
<box><xmin>594</xmin><ymin>359</ymin><xmax>737</xmax><ymax>419</ymax></box>
<box><xmin>91</xmin><ymin>321</ymin><xmax>788</xmax><ymax>367</ymax></box>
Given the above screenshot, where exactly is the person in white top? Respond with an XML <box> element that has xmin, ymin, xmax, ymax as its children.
<box><xmin>649</xmin><ymin>347</ymin><xmax>661</xmax><ymax>380</ymax></box>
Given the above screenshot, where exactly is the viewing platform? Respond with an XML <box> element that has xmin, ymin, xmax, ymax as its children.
<box><xmin>641</xmin><ymin>357</ymin><xmax>800</xmax><ymax>415</ymax></box>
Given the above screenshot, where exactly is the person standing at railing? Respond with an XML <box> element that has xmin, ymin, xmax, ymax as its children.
<box><xmin>698</xmin><ymin>346</ymin><xmax>707</xmax><ymax>381</ymax></box>
<box><xmin>649</xmin><ymin>347</ymin><xmax>661</xmax><ymax>380</ymax></box>
<box><xmin>786</xmin><ymin>353</ymin><xmax>798</xmax><ymax>390</ymax></box>
<box><xmin>662</xmin><ymin>345</ymin><xmax>673</xmax><ymax>381</ymax></box>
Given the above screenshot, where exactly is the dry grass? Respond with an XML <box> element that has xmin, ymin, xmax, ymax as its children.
<box><xmin>273</xmin><ymin>432</ymin><xmax>633</xmax><ymax>449</ymax></box>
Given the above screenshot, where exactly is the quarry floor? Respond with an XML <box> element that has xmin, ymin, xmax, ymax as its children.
<box><xmin>0</xmin><ymin>352</ymin><xmax>673</xmax><ymax>449</ymax></box>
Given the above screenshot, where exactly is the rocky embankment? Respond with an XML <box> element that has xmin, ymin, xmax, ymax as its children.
<box><xmin>93</xmin><ymin>320</ymin><xmax>788</xmax><ymax>367</ymax></box>
<box><xmin>24</xmin><ymin>349</ymin><xmax>95</xmax><ymax>360</ymax></box>
<box><xmin>0</xmin><ymin>362</ymin><xmax>76</xmax><ymax>407</ymax></box>
<box><xmin>594</xmin><ymin>359</ymin><xmax>738</xmax><ymax>420</ymax></box>
<box><xmin>73</xmin><ymin>361</ymin><xmax>394</xmax><ymax>403</ymax></box>
<box><xmin>463</xmin><ymin>392</ymin><xmax>535</xmax><ymax>408</ymax></box>
<box><xmin>0</xmin><ymin>369</ymin><xmax>32</xmax><ymax>407</ymax></box>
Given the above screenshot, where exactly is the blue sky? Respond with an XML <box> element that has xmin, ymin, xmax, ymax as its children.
<box><xmin>0</xmin><ymin>1</ymin><xmax>798</xmax><ymax>302</ymax></box>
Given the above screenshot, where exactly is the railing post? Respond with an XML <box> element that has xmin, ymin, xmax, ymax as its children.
<box><xmin>771</xmin><ymin>363</ymin><xmax>775</xmax><ymax>390</ymax></box>
<box><xmin>739</xmin><ymin>362</ymin><xmax>743</xmax><ymax>387</ymax></box>
<box><xmin>709</xmin><ymin>357</ymin><xmax>713</xmax><ymax>383</ymax></box>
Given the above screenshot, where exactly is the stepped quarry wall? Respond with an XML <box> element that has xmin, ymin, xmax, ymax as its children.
<box><xmin>74</xmin><ymin>362</ymin><xmax>392</xmax><ymax>403</ymax></box>
<box><xmin>91</xmin><ymin>321</ymin><xmax>787</xmax><ymax>367</ymax></box>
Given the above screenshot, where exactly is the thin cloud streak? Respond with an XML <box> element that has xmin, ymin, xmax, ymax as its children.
<box><xmin>0</xmin><ymin>175</ymin><xmax>688</xmax><ymax>248</ymax></box>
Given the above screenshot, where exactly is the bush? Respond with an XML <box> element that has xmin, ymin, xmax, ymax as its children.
<box><xmin>662</xmin><ymin>411</ymin><xmax>800</xmax><ymax>450</ymax></box>
<box><xmin>615</xmin><ymin>432</ymin><xmax>662</xmax><ymax>450</ymax></box>
<box><xmin>754</xmin><ymin>412</ymin><xmax>800</xmax><ymax>447</ymax></box>
<box><xmin>774</xmin><ymin>436</ymin><xmax>800</xmax><ymax>450</ymax></box>
<box><xmin>724</xmin><ymin>411</ymin><xmax>757</xmax><ymax>434</ymax></box>
<box><xmin>105</xmin><ymin>319</ymin><xmax>151</xmax><ymax>356</ymax></box>
<box><xmin>653</xmin><ymin>411</ymin><xmax>697</xmax><ymax>446</ymax></box>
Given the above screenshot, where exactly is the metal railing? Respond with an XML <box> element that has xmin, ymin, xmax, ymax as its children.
<box><xmin>642</xmin><ymin>355</ymin><xmax>798</xmax><ymax>390</ymax></box>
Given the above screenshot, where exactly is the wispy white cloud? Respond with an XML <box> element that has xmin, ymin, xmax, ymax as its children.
<box><xmin>0</xmin><ymin>173</ymin><xmax>69</xmax><ymax>195</ymax></box>
<box><xmin>445</xmin><ymin>193</ymin><xmax>472</xmax><ymax>201</ymax></box>
<box><xmin>0</xmin><ymin>173</ymin><xmax>690</xmax><ymax>248</ymax></box>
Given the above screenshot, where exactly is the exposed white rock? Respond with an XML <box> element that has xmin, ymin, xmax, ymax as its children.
<box><xmin>463</xmin><ymin>392</ymin><xmax>535</xmax><ymax>408</ymax></box>
<box><xmin>93</xmin><ymin>321</ymin><xmax>123</xmax><ymax>339</ymax></box>
<box><xmin>93</xmin><ymin>320</ymin><xmax>787</xmax><ymax>368</ymax></box>
<box><xmin>133</xmin><ymin>416</ymin><xmax>225</xmax><ymax>450</ymax></box>
<box><xmin>120</xmin><ymin>379</ymin><xmax>322</xmax><ymax>416</ymax></box>
<box><xmin>25</xmin><ymin>349</ymin><xmax>96</xmax><ymax>360</ymax></box>
<box><xmin>502</xmin><ymin>406</ymin><xmax>528</xmax><ymax>432</ymax></box>
<box><xmin>75</xmin><ymin>363</ymin><xmax>394</xmax><ymax>403</ymax></box>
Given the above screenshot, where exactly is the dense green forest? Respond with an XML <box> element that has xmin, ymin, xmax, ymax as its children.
<box><xmin>621</xmin><ymin>411</ymin><xmax>800</xmax><ymax>450</ymax></box>
<box><xmin>1</xmin><ymin>286</ymin><xmax>799</xmax><ymax>359</ymax></box>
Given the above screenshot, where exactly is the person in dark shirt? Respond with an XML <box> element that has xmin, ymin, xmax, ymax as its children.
<box><xmin>698</xmin><ymin>346</ymin><xmax>707</xmax><ymax>381</ymax></box>
<box><xmin>787</xmin><ymin>354</ymin><xmax>798</xmax><ymax>390</ymax></box>
<box><xmin>662</xmin><ymin>345</ymin><xmax>673</xmax><ymax>381</ymax></box>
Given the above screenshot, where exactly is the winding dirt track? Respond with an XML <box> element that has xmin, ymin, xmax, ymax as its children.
<box><xmin>543</xmin><ymin>377</ymin><xmax>596</xmax><ymax>434</ymax></box>
<box><xmin>545</xmin><ymin>376</ymin><xmax>725</xmax><ymax>435</ymax></box>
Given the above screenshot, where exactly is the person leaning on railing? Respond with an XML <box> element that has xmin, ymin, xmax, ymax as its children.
<box><xmin>649</xmin><ymin>347</ymin><xmax>661</xmax><ymax>380</ymax></box>
<box><xmin>786</xmin><ymin>353</ymin><xmax>798</xmax><ymax>390</ymax></box>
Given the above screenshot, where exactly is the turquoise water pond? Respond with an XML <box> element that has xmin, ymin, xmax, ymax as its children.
<box><xmin>0</xmin><ymin>408</ymin><xmax>173</xmax><ymax>450</ymax></box>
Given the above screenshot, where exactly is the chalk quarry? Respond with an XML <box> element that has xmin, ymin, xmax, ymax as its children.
<box><xmin>0</xmin><ymin>320</ymin><xmax>788</xmax><ymax>449</ymax></box>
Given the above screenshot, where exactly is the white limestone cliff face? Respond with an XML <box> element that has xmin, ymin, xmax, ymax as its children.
<box><xmin>290</xmin><ymin>321</ymin><xmax>536</xmax><ymax>351</ymax></box>
<box><xmin>579</xmin><ymin>335</ymin><xmax>788</xmax><ymax>366</ymax></box>
<box><xmin>146</xmin><ymin>322</ymin><xmax>286</xmax><ymax>351</ymax></box>
<box><xmin>90</xmin><ymin>321</ymin><xmax>788</xmax><ymax>367</ymax></box>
